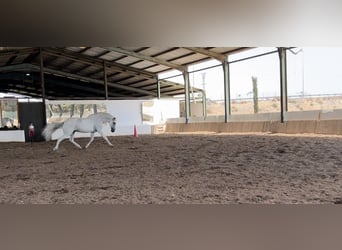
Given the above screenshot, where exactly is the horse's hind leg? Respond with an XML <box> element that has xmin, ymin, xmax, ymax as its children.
<box><xmin>85</xmin><ymin>132</ymin><xmax>95</xmax><ymax>149</ymax></box>
<box><xmin>53</xmin><ymin>135</ymin><xmax>67</xmax><ymax>151</ymax></box>
<box><xmin>69</xmin><ymin>131</ymin><xmax>82</xmax><ymax>149</ymax></box>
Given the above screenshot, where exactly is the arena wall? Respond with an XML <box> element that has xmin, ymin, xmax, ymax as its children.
<box><xmin>0</xmin><ymin>99</ymin><xmax>179</xmax><ymax>142</ymax></box>
<box><xmin>46</xmin><ymin>100</ymin><xmax>152</xmax><ymax>139</ymax></box>
<box><xmin>48</xmin><ymin>98</ymin><xmax>179</xmax><ymax>139</ymax></box>
<box><xmin>165</xmin><ymin>109</ymin><xmax>342</xmax><ymax>135</ymax></box>
<box><xmin>2</xmin><ymin>101</ymin><xmax>342</xmax><ymax>142</ymax></box>
<box><xmin>165</xmin><ymin>120</ymin><xmax>342</xmax><ymax>135</ymax></box>
<box><xmin>0</xmin><ymin>130</ymin><xmax>25</xmax><ymax>142</ymax></box>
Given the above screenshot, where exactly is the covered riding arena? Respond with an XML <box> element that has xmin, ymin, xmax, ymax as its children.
<box><xmin>1</xmin><ymin>47</ymin><xmax>342</xmax><ymax>204</ymax></box>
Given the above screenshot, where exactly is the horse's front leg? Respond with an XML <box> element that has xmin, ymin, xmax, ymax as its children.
<box><xmin>85</xmin><ymin>132</ymin><xmax>95</xmax><ymax>149</ymax></box>
<box><xmin>98</xmin><ymin>130</ymin><xmax>113</xmax><ymax>147</ymax></box>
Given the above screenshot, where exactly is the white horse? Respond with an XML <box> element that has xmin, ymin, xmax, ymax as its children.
<box><xmin>42</xmin><ymin>112</ymin><xmax>116</xmax><ymax>151</ymax></box>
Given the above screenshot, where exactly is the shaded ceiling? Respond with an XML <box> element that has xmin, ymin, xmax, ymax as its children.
<box><xmin>0</xmin><ymin>47</ymin><xmax>248</xmax><ymax>99</ymax></box>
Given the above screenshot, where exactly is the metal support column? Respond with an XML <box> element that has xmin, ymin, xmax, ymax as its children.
<box><xmin>183</xmin><ymin>70</ymin><xmax>191</xmax><ymax>123</ymax></box>
<box><xmin>39</xmin><ymin>48</ymin><xmax>47</xmax><ymax>125</ymax></box>
<box><xmin>202</xmin><ymin>90</ymin><xmax>207</xmax><ymax>118</ymax></box>
<box><xmin>157</xmin><ymin>79</ymin><xmax>161</xmax><ymax>99</ymax></box>
<box><xmin>223</xmin><ymin>59</ymin><xmax>231</xmax><ymax>123</ymax></box>
<box><xmin>278</xmin><ymin>47</ymin><xmax>288</xmax><ymax>123</ymax></box>
<box><xmin>103</xmin><ymin>61</ymin><xmax>108</xmax><ymax>100</ymax></box>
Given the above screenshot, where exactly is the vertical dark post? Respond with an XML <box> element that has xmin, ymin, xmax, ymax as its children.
<box><xmin>70</xmin><ymin>104</ymin><xmax>75</xmax><ymax>117</ymax></box>
<box><xmin>47</xmin><ymin>104</ymin><xmax>54</xmax><ymax>118</ymax></box>
<box><xmin>278</xmin><ymin>47</ymin><xmax>288</xmax><ymax>123</ymax></box>
<box><xmin>103</xmin><ymin>61</ymin><xmax>108</xmax><ymax>100</ymax></box>
<box><xmin>39</xmin><ymin>48</ymin><xmax>47</xmax><ymax>126</ymax></box>
<box><xmin>0</xmin><ymin>102</ymin><xmax>2</xmax><ymax>127</ymax></box>
<box><xmin>157</xmin><ymin>80</ymin><xmax>161</xmax><ymax>99</ymax></box>
<box><xmin>202</xmin><ymin>90</ymin><xmax>207</xmax><ymax>118</ymax></box>
<box><xmin>58</xmin><ymin>104</ymin><xmax>63</xmax><ymax>117</ymax></box>
<box><xmin>223</xmin><ymin>59</ymin><xmax>231</xmax><ymax>123</ymax></box>
<box><xmin>201</xmin><ymin>72</ymin><xmax>207</xmax><ymax>118</ymax></box>
<box><xmin>252</xmin><ymin>76</ymin><xmax>259</xmax><ymax>113</ymax></box>
<box><xmin>183</xmin><ymin>70</ymin><xmax>191</xmax><ymax>123</ymax></box>
<box><xmin>80</xmin><ymin>104</ymin><xmax>84</xmax><ymax>118</ymax></box>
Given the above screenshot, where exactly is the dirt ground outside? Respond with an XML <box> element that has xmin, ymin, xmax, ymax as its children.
<box><xmin>205</xmin><ymin>96</ymin><xmax>342</xmax><ymax>116</ymax></box>
<box><xmin>1</xmin><ymin>133</ymin><xmax>342</xmax><ymax>204</ymax></box>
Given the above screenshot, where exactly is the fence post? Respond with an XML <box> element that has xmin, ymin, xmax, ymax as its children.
<box><xmin>252</xmin><ymin>76</ymin><xmax>259</xmax><ymax>113</ymax></box>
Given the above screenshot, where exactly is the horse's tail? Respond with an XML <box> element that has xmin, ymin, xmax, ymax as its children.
<box><xmin>42</xmin><ymin>122</ymin><xmax>64</xmax><ymax>141</ymax></box>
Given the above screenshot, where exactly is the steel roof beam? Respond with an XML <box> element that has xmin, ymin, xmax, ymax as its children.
<box><xmin>72</xmin><ymin>64</ymin><xmax>92</xmax><ymax>74</ymax></box>
<box><xmin>105</xmin><ymin>47</ymin><xmax>187</xmax><ymax>72</ymax></box>
<box><xmin>42</xmin><ymin>48</ymin><xmax>157</xmax><ymax>80</ymax></box>
<box><xmin>0</xmin><ymin>47</ymin><xmax>39</xmax><ymax>58</ymax></box>
<box><xmin>0</xmin><ymin>63</ymin><xmax>158</xmax><ymax>97</ymax></box>
<box><xmin>151</xmin><ymin>47</ymin><xmax>180</xmax><ymax>57</ymax></box>
<box><xmin>85</xmin><ymin>68</ymin><xmax>104</xmax><ymax>78</ymax></box>
<box><xmin>185</xmin><ymin>47</ymin><xmax>227</xmax><ymax>62</ymax></box>
<box><xmin>44</xmin><ymin>68</ymin><xmax>157</xmax><ymax>97</ymax></box>
<box><xmin>0</xmin><ymin>64</ymin><xmax>35</xmax><ymax>72</ymax></box>
<box><xmin>167</xmin><ymin>52</ymin><xmax>195</xmax><ymax>63</ymax></box>
<box><xmin>3</xmin><ymin>87</ymin><xmax>42</xmax><ymax>98</ymax></box>
<box><xmin>46</xmin><ymin>78</ymin><xmax>107</xmax><ymax>96</ymax></box>
<box><xmin>44</xmin><ymin>79</ymin><xmax>132</xmax><ymax>98</ymax></box>
<box><xmin>6</xmin><ymin>55</ymin><xmax>17</xmax><ymax>65</ymax></box>
<box><xmin>78</xmin><ymin>47</ymin><xmax>92</xmax><ymax>53</ymax></box>
<box><xmin>23</xmin><ymin>51</ymin><xmax>40</xmax><ymax>63</ymax></box>
<box><xmin>94</xmin><ymin>50</ymin><xmax>113</xmax><ymax>59</ymax></box>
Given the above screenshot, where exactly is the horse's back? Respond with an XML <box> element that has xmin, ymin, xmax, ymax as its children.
<box><xmin>63</xmin><ymin>118</ymin><xmax>95</xmax><ymax>134</ymax></box>
<box><xmin>62</xmin><ymin>118</ymin><xmax>83</xmax><ymax>133</ymax></box>
<box><xmin>87</xmin><ymin>112</ymin><xmax>113</xmax><ymax>121</ymax></box>
<box><xmin>63</xmin><ymin>118</ymin><xmax>79</xmax><ymax>126</ymax></box>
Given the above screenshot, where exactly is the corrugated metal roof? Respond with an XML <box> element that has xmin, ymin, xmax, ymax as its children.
<box><xmin>0</xmin><ymin>47</ymin><xmax>249</xmax><ymax>99</ymax></box>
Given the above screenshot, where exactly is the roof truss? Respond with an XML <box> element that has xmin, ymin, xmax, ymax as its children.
<box><xmin>0</xmin><ymin>47</ymin><xmax>247</xmax><ymax>99</ymax></box>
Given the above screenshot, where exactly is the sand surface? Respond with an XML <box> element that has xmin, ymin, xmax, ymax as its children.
<box><xmin>1</xmin><ymin>133</ymin><xmax>342</xmax><ymax>204</ymax></box>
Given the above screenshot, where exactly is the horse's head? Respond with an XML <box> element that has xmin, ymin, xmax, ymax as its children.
<box><xmin>110</xmin><ymin>117</ymin><xmax>116</xmax><ymax>132</ymax></box>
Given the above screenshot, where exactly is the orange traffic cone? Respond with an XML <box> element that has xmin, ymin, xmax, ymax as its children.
<box><xmin>134</xmin><ymin>124</ymin><xmax>138</xmax><ymax>138</ymax></box>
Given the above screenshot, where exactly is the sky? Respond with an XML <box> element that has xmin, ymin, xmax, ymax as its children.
<box><xmin>159</xmin><ymin>47</ymin><xmax>342</xmax><ymax>100</ymax></box>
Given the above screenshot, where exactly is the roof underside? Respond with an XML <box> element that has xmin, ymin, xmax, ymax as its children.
<box><xmin>0</xmin><ymin>47</ymin><xmax>247</xmax><ymax>99</ymax></box>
